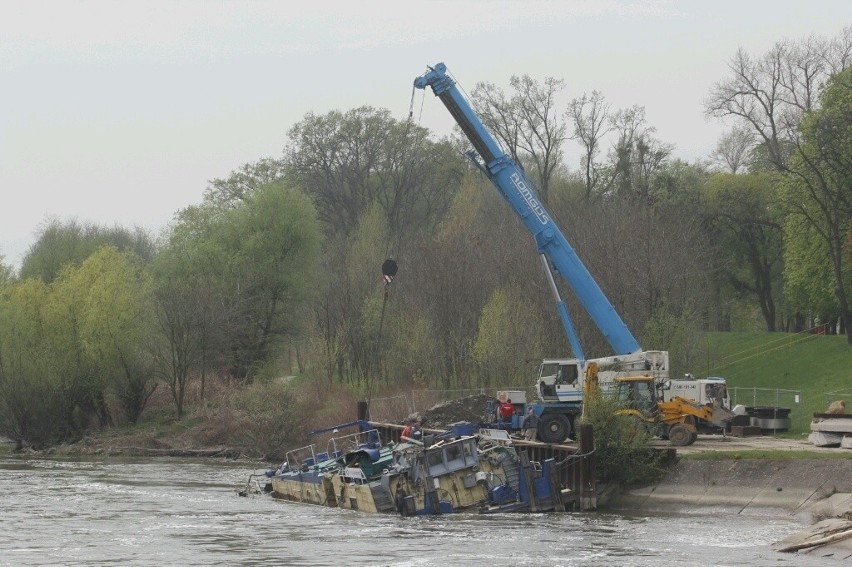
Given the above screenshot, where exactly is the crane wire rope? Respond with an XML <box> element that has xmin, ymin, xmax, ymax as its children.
<box><xmin>369</xmin><ymin>69</ymin><xmax>469</xmax><ymax>417</ymax></box>
<box><xmin>365</xmin><ymin>86</ymin><xmax>428</xmax><ymax>417</ymax></box>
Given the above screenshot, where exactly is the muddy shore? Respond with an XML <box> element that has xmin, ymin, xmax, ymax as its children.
<box><xmin>605</xmin><ymin>435</ymin><xmax>852</xmax><ymax>561</ymax></box>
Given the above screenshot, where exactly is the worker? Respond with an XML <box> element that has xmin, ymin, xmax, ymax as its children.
<box><xmin>408</xmin><ymin>419</ymin><xmax>423</xmax><ymax>442</ymax></box>
<box><xmin>499</xmin><ymin>398</ymin><xmax>515</xmax><ymax>422</ymax></box>
<box><xmin>523</xmin><ymin>406</ymin><xmax>539</xmax><ymax>441</ymax></box>
<box><xmin>400</xmin><ymin>418</ymin><xmax>414</xmax><ymax>440</ymax></box>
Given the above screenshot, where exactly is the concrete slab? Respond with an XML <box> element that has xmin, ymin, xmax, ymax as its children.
<box><xmin>809</xmin><ymin>431</ymin><xmax>843</xmax><ymax>446</ymax></box>
<box><xmin>811</xmin><ymin>418</ymin><xmax>852</xmax><ymax>433</ymax></box>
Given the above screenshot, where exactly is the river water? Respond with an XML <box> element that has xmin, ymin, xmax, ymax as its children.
<box><xmin>0</xmin><ymin>456</ymin><xmax>826</xmax><ymax>566</ymax></box>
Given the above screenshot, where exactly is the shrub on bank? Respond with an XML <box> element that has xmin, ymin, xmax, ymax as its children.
<box><xmin>580</xmin><ymin>395</ymin><xmax>669</xmax><ymax>487</ymax></box>
<box><xmin>192</xmin><ymin>380</ymin><xmax>304</xmax><ymax>460</ymax></box>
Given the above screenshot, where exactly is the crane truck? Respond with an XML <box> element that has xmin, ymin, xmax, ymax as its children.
<box><xmin>414</xmin><ymin>63</ymin><xmax>675</xmax><ymax>443</ymax></box>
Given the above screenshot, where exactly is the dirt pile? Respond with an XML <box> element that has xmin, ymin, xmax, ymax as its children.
<box><xmin>418</xmin><ymin>394</ymin><xmax>498</xmax><ymax>429</ymax></box>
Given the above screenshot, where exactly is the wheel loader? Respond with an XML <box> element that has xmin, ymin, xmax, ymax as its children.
<box><xmin>612</xmin><ymin>375</ymin><xmax>735</xmax><ymax>446</ymax></box>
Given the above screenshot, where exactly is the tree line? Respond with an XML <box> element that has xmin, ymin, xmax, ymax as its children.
<box><xmin>0</xmin><ymin>27</ymin><xmax>849</xmax><ymax>449</ymax></box>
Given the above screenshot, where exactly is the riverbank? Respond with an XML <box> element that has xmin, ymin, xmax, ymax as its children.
<box><xmin>604</xmin><ymin>439</ymin><xmax>852</xmax><ymax>561</ymax></box>
<box><xmin>8</xmin><ymin>426</ymin><xmax>852</xmax><ymax>559</ymax></box>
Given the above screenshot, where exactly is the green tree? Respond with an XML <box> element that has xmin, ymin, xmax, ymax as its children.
<box><xmin>0</xmin><ymin>253</ymin><xmax>13</xmax><ymax>286</ymax></box>
<box><xmin>204</xmin><ymin>157</ymin><xmax>288</xmax><ymax>209</ymax></box>
<box><xmin>405</xmin><ymin>174</ymin><xmax>537</xmax><ymax>388</ymax></box>
<box><xmin>473</xmin><ymin>284</ymin><xmax>548</xmax><ymax>387</ymax></box>
<box><xmin>581</xmin><ymin>394</ymin><xmax>666</xmax><ymax>487</ymax></box>
<box><xmin>783</xmin><ymin>214</ymin><xmax>839</xmax><ymax>326</ymax></box>
<box><xmin>287</xmin><ymin>106</ymin><xmax>460</xmax><ymax>247</ymax></box>
<box><xmin>73</xmin><ymin>247</ymin><xmax>156</xmax><ymax>424</ymax></box>
<box><xmin>0</xmin><ymin>248</ymin><xmax>153</xmax><ymax>445</ymax></box>
<box><xmin>162</xmin><ymin>180</ymin><xmax>321</xmax><ymax>397</ymax></box>
<box><xmin>324</xmin><ymin>204</ymin><xmax>391</xmax><ymax>387</ymax></box>
<box><xmin>20</xmin><ymin>219</ymin><xmax>156</xmax><ymax>283</ymax></box>
<box><xmin>153</xmin><ymin>198</ymin><xmax>234</xmax><ymax>416</ymax></box>
<box><xmin>783</xmin><ymin>67</ymin><xmax>852</xmax><ymax>340</ymax></box>
<box><xmin>704</xmin><ymin>173</ymin><xmax>785</xmax><ymax>331</ymax></box>
<box><xmin>0</xmin><ymin>278</ymin><xmax>63</xmax><ymax>447</ymax></box>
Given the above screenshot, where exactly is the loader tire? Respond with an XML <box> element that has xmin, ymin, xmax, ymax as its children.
<box><xmin>538</xmin><ymin>414</ymin><xmax>572</xmax><ymax>444</ymax></box>
<box><xmin>668</xmin><ymin>424</ymin><xmax>694</xmax><ymax>446</ymax></box>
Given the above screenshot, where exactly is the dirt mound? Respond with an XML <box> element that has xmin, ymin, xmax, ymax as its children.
<box><xmin>419</xmin><ymin>394</ymin><xmax>497</xmax><ymax>430</ymax></box>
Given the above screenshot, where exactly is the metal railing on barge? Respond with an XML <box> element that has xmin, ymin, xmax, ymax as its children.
<box><xmin>367</xmin><ymin>419</ymin><xmax>597</xmax><ymax>511</ymax></box>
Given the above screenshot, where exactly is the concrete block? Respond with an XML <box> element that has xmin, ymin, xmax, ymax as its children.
<box><xmin>808</xmin><ymin>431</ymin><xmax>843</xmax><ymax>446</ymax></box>
<box><xmin>730</xmin><ymin>425</ymin><xmax>762</xmax><ymax>437</ymax></box>
<box><xmin>811</xmin><ymin>417</ymin><xmax>852</xmax><ymax>434</ymax></box>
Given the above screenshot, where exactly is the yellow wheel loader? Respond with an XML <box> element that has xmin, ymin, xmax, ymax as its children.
<box><xmin>613</xmin><ymin>376</ymin><xmax>735</xmax><ymax>446</ymax></box>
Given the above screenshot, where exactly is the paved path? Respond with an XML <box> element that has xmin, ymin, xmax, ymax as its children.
<box><xmin>653</xmin><ymin>434</ymin><xmax>851</xmax><ymax>455</ymax></box>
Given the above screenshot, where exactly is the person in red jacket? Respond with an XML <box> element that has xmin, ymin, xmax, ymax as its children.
<box><xmin>499</xmin><ymin>399</ymin><xmax>515</xmax><ymax>422</ymax></box>
<box><xmin>400</xmin><ymin>418</ymin><xmax>414</xmax><ymax>439</ymax></box>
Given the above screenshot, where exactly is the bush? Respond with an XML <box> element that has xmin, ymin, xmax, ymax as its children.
<box><xmin>192</xmin><ymin>380</ymin><xmax>306</xmax><ymax>460</ymax></box>
<box><xmin>580</xmin><ymin>395</ymin><xmax>669</xmax><ymax>487</ymax></box>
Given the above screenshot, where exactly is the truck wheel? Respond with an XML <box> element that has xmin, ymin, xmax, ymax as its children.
<box><xmin>668</xmin><ymin>424</ymin><xmax>693</xmax><ymax>446</ymax></box>
<box><xmin>538</xmin><ymin>414</ymin><xmax>572</xmax><ymax>444</ymax></box>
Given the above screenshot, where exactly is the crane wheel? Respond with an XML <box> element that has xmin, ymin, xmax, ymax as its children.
<box><xmin>668</xmin><ymin>424</ymin><xmax>694</xmax><ymax>446</ymax></box>
<box><xmin>537</xmin><ymin>414</ymin><xmax>572</xmax><ymax>444</ymax></box>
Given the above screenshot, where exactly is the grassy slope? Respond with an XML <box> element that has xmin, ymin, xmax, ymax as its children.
<box><xmin>700</xmin><ymin>331</ymin><xmax>852</xmax><ymax>435</ymax></box>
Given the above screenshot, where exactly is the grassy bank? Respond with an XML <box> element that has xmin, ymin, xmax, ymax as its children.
<box><xmin>702</xmin><ymin>331</ymin><xmax>851</xmax><ymax>435</ymax></box>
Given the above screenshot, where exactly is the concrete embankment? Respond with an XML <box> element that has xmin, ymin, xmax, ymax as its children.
<box><xmin>609</xmin><ymin>458</ymin><xmax>852</xmax><ymax>514</ymax></box>
<box><xmin>605</xmin><ymin>458</ymin><xmax>852</xmax><ymax>561</ymax></box>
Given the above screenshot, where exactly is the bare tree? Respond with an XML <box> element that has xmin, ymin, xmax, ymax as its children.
<box><xmin>706</xmin><ymin>27</ymin><xmax>852</xmax><ymax>343</ymax></box>
<box><xmin>711</xmin><ymin>125</ymin><xmax>755</xmax><ymax>173</ymax></box>
<box><xmin>823</xmin><ymin>24</ymin><xmax>852</xmax><ymax>74</ymax></box>
<box><xmin>471</xmin><ymin>75</ymin><xmax>568</xmax><ymax>203</ymax></box>
<box><xmin>605</xmin><ymin>106</ymin><xmax>673</xmax><ymax>202</ymax></box>
<box><xmin>705</xmin><ymin>27</ymin><xmax>851</xmax><ymax>171</ymax></box>
<box><xmin>569</xmin><ymin>91</ymin><xmax>611</xmax><ymax>199</ymax></box>
<box><xmin>468</xmin><ymin>81</ymin><xmax>522</xmax><ymax>163</ymax></box>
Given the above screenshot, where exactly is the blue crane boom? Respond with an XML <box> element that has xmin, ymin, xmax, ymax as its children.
<box><xmin>414</xmin><ymin>63</ymin><xmax>641</xmax><ymax>360</ymax></box>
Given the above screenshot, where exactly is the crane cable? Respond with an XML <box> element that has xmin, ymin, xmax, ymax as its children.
<box><xmin>366</xmin><ymin>78</ymin><xmax>427</xmax><ymax>416</ymax></box>
<box><xmin>366</xmin><ymin>259</ymin><xmax>399</xmax><ymax>418</ymax></box>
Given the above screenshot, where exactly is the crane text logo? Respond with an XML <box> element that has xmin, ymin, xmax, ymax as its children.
<box><xmin>510</xmin><ymin>172</ymin><xmax>549</xmax><ymax>225</ymax></box>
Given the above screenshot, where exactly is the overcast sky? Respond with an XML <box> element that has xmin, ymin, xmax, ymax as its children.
<box><xmin>1</xmin><ymin>1</ymin><xmax>849</xmax><ymax>269</ymax></box>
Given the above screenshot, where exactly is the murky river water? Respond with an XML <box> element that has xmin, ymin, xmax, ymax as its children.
<box><xmin>0</xmin><ymin>457</ymin><xmax>826</xmax><ymax>566</ymax></box>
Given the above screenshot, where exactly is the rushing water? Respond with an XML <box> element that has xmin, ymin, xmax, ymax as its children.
<box><xmin>0</xmin><ymin>456</ymin><xmax>826</xmax><ymax>566</ymax></box>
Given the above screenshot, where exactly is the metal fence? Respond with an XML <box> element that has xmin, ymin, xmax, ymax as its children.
<box><xmin>822</xmin><ymin>390</ymin><xmax>852</xmax><ymax>412</ymax></box>
<box><xmin>729</xmin><ymin>387</ymin><xmax>805</xmax><ymax>434</ymax></box>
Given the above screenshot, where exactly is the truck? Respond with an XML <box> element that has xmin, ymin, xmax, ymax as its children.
<box><xmin>663</xmin><ymin>375</ymin><xmax>730</xmax><ymax>409</ymax></box>
<box><xmin>414</xmin><ymin>63</ymin><xmax>673</xmax><ymax>443</ymax></box>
